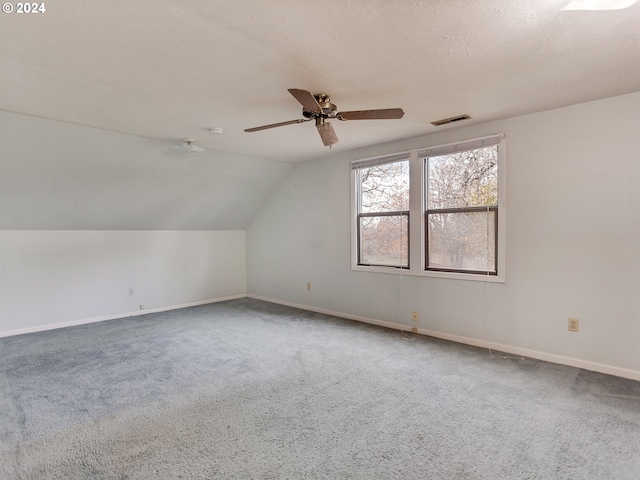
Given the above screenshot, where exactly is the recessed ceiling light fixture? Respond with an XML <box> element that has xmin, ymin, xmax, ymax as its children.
<box><xmin>208</xmin><ymin>128</ymin><xmax>223</xmax><ymax>135</ymax></box>
<box><xmin>430</xmin><ymin>114</ymin><xmax>471</xmax><ymax>126</ymax></box>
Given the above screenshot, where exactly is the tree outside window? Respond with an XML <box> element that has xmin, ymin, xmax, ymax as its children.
<box><xmin>425</xmin><ymin>145</ymin><xmax>498</xmax><ymax>274</ymax></box>
<box><xmin>357</xmin><ymin>159</ymin><xmax>409</xmax><ymax>267</ymax></box>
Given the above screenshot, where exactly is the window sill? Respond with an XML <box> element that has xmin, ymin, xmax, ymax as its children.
<box><xmin>351</xmin><ymin>264</ymin><xmax>506</xmax><ymax>283</ymax></box>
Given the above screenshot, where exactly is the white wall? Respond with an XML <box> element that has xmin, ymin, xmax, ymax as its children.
<box><xmin>0</xmin><ymin>230</ymin><xmax>246</xmax><ymax>335</ymax></box>
<box><xmin>247</xmin><ymin>92</ymin><xmax>640</xmax><ymax>379</ymax></box>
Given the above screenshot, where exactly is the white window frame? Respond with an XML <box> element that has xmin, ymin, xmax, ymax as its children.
<box><xmin>351</xmin><ymin>134</ymin><xmax>506</xmax><ymax>283</ymax></box>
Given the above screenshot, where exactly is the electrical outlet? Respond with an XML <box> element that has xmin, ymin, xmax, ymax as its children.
<box><xmin>129</xmin><ymin>288</ymin><xmax>134</xmax><ymax>296</ymax></box>
<box><xmin>568</xmin><ymin>318</ymin><xmax>579</xmax><ymax>332</ymax></box>
<box><xmin>412</xmin><ymin>311</ymin><xmax>419</xmax><ymax>322</ymax></box>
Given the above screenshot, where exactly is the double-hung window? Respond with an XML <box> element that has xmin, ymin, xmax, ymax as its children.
<box><xmin>352</xmin><ymin>134</ymin><xmax>505</xmax><ymax>282</ymax></box>
<box><xmin>422</xmin><ymin>137</ymin><xmax>499</xmax><ymax>275</ymax></box>
<box><xmin>354</xmin><ymin>154</ymin><xmax>410</xmax><ymax>268</ymax></box>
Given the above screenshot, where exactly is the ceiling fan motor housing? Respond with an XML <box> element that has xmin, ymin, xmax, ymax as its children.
<box><xmin>302</xmin><ymin>94</ymin><xmax>337</xmax><ymax>119</ymax></box>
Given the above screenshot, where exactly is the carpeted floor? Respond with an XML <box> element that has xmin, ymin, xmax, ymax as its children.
<box><xmin>1</xmin><ymin>298</ymin><xmax>639</xmax><ymax>479</ymax></box>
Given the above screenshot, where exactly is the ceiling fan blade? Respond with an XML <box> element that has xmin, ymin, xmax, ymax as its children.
<box><xmin>288</xmin><ymin>88</ymin><xmax>323</xmax><ymax>113</ymax></box>
<box><xmin>317</xmin><ymin>122</ymin><xmax>339</xmax><ymax>146</ymax></box>
<box><xmin>245</xmin><ymin>118</ymin><xmax>310</xmax><ymax>132</ymax></box>
<box><xmin>337</xmin><ymin>108</ymin><xmax>405</xmax><ymax>121</ymax></box>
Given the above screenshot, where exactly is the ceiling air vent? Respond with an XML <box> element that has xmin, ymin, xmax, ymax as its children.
<box><xmin>431</xmin><ymin>114</ymin><xmax>471</xmax><ymax>126</ymax></box>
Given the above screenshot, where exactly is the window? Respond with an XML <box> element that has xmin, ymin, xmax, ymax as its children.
<box><xmin>351</xmin><ymin>134</ymin><xmax>505</xmax><ymax>282</ymax></box>
<box><xmin>355</xmin><ymin>154</ymin><xmax>410</xmax><ymax>268</ymax></box>
<box><xmin>424</xmin><ymin>141</ymin><xmax>498</xmax><ymax>275</ymax></box>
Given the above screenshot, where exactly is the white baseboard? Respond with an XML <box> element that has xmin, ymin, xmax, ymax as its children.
<box><xmin>247</xmin><ymin>294</ymin><xmax>640</xmax><ymax>382</ymax></box>
<box><xmin>5</xmin><ymin>292</ymin><xmax>638</xmax><ymax>382</ymax></box>
<box><xmin>0</xmin><ymin>294</ymin><xmax>247</xmax><ymax>339</ymax></box>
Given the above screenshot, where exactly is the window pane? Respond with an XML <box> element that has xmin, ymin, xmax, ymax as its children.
<box><xmin>427</xmin><ymin>211</ymin><xmax>496</xmax><ymax>273</ymax></box>
<box><xmin>427</xmin><ymin>146</ymin><xmax>497</xmax><ymax>209</ymax></box>
<box><xmin>360</xmin><ymin>214</ymin><xmax>408</xmax><ymax>267</ymax></box>
<box><xmin>359</xmin><ymin>160</ymin><xmax>409</xmax><ymax>213</ymax></box>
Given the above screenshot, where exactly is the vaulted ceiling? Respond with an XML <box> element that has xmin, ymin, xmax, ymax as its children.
<box><xmin>1</xmin><ymin>0</ymin><xmax>639</xmax><ymax>229</ymax></box>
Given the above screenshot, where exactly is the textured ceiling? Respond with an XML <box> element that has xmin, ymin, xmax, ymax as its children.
<box><xmin>1</xmin><ymin>0</ymin><xmax>639</xmax><ymax>163</ymax></box>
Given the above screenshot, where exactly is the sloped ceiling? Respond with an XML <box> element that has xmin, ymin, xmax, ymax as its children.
<box><xmin>1</xmin><ymin>0</ymin><xmax>639</xmax><ymax>229</ymax></box>
<box><xmin>0</xmin><ymin>111</ymin><xmax>291</xmax><ymax>229</ymax></box>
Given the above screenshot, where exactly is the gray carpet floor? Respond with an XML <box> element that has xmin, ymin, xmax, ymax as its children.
<box><xmin>1</xmin><ymin>298</ymin><xmax>639</xmax><ymax>479</ymax></box>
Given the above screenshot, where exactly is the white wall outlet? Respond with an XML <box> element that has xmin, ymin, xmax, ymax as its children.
<box><xmin>129</xmin><ymin>288</ymin><xmax>134</xmax><ymax>296</ymax></box>
<box><xmin>568</xmin><ymin>318</ymin><xmax>579</xmax><ymax>332</ymax></box>
<box><xmin>412</xmin><ymin>311</ymin><xmax>419</xmax><ymax>322</ymax></box>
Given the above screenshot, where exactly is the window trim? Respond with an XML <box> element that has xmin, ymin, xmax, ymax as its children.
<box><xmin>351</xmin><ymin>134</ymin><xmax>506</xmax><ymax>283</ymax></box>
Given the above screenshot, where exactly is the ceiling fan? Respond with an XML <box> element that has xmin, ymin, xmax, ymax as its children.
<box><xmin>245</xmin><ymin>88</ymin><xmax>404</xmax><ymax>147</ymax></box>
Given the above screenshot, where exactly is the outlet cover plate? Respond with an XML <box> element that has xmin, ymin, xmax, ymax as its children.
<box><xmin>568</xmin><ymin>318</ymin><xmax>579</xmax><ymax>332</ymax></box>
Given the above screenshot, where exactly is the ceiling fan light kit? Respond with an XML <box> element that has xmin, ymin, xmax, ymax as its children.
<box><xmin>245</xmin><ymin>88</ymin><xmax>404</xmax><ymax>147</ymax></box>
